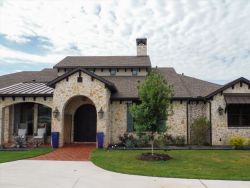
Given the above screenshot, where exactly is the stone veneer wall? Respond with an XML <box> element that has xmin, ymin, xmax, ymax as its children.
<box><xmin>167</xmin><ymin>101</ymin><xmax>187</xmax><ymax>142</ymax></box>
<box><xmin>110</xmin><ymin>101</ymin><xmax>127</xmax><ymax>144</ymax></box>
<box><xmin>188</xmin><ymin>101</ymin><xmax>208</xmax><ymax>144</ymax></box>
<box><xmin>52</xmin><ymin>71</ymin><xmax>111</xmax><ymax>147</ymax></box>
<box><xmin>211</xmin><ymin>82</ymin><xmax>250</xmax><ymax>145</ymax></box>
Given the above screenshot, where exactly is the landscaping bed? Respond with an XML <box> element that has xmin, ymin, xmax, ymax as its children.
<box><xmin>91</xmin><ymin>149</ymin><xmax>250</xmax><ymax>180</ymax></box>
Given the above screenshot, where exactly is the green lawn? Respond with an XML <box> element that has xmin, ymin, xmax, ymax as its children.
<box><xmin>91</xmin><ymin>149</ymin><xmax>250</xmax><ymax>180</ymax></box>
<box><xmin>0</xmin><ymin>148</ymin><xmax>52</xmax><ymax>163</ymax></box>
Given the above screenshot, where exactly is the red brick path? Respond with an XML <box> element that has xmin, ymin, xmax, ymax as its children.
<box><xmin>31</xmin><ymin>144</ymin><xmax>96</xmax><ymax>161</ymax></box>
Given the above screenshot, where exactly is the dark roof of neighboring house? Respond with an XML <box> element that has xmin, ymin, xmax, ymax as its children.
<box><xmin>0</xmin><ymin>82</ymin><xmax>53</xmax><ymax>97</ymax></box>
<box><xmin>206</xmin><ymin>77</ymin><xmax>250</xmax><ymax>99</ymax></box>
<box><xmin>0</xmin><ymin>68</ymin><xmax>57</xmax><ymax>90</ymax></box>
<box><xmin>0</xmin><ymin>67</ymin><xmax>222</xmax><ymax>100</ymax></box>
<box><xmin>54</xmin><ymin>56</ymin><xmax>151</xmax><ymax>68</ymax></box>
<box><xmin>47</xmin><ymin>68</ymin><xmax>117</xmax><ymax>92</ymax></box>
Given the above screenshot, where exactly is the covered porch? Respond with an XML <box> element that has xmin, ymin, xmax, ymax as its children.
<box><xmin>0</xmin><ymin>82</ymin><xmax>54</xmax><ymax>147</ymax></box>
<box><xmin>1</xmin><ymin>102</ymin><xmax>52</xmax><ymax>146</ymax></box>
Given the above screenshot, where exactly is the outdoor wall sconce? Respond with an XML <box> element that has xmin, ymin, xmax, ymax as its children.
<box><xmin>98</xmin><ymin>107</ymin><xmax>104</xmax><ymax>119</ymax></box>
<box><xmin>218</xmin><ymin>106</ymin><xmax>224</xmax><ymax>115</ymax></box>
<box><xmin>53</xmin><ymin>107</ymin><xmax>60</xmax><ymax>118</ymax></box>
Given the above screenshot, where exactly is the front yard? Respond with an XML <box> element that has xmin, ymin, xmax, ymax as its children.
<box><xmin>0</xmin><ymin>148</ymin><xmax>52</xmax><ymax>163</ymax></box>
<box><xmin>91</xmin><ymin>149</ymin><xmax>250</xmax><ymax>180</ymax></box>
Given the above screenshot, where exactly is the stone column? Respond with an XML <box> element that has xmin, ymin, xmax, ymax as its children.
<box><xmin>4</xmin><ymin>106</ymin><xmax>10</xmax><ymax>143</ymax></box>
<box><xmin>0</xmin><ymin>106</ymin><xmax>3</xmax><ymax>146</ymax></box>
<box><xmin>33</xmin><ymin>104</ymin><xmax>38</xmax><ymax>134</ymax></box>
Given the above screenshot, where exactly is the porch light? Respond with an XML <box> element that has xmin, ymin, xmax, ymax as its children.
<box><xmin>98</xmin><ymin>107</ymin><xmax>104</xmax><ymax>119</ymax></box>
<box><xmin>218</xmin><ymin>106</ymin><xmax>224</xmax><ymax>115</ymax></box>
<box><xmin>53</xmin><ymin>107</ymin><xmax>60</xmax><ymax>118</ymax></box>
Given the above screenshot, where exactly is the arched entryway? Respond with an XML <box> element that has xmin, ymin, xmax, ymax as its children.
<box><xmin>74</xmin><ymin>104</ymin><xmax>97</xmax><ymax>142</ymax></box>
<box><xmin>63</xmin><ymin>95</ymin><xmax>98</xmax><ymax>144</ymax></box>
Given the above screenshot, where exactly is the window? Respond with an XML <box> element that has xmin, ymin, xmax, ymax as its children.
<box><xmin>38</xmin><ymin>104</ymin><xmax>52</xmax><ymax>136</ymax></box>
<box><xmin>110</xmin><ymin>68</ymin><xmax>117</xmax><ymax>76</ymax></box>
<box><xmin>127</xmin><ymin>103</ymin><xmax>134</xmax><ymax>132</ymax></box>
<box><xmin>132</xmin><ymin>68</ymin><xmax>139</xmax><ymax>76</ymax></box>
<box><xmin>88</xmin><ymin>69</ymin><xmax>95</xmax><ymax>73</ymax></box>
<box><xmin>228</xmin><ymin>104</ymin><xmax>250</xmax><ymax>127</ymax></box>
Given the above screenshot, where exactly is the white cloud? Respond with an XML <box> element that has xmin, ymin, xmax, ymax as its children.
<box><xmin>0</xmin><ymin>0</ymin><xmax>250</xmax><ymax>83</ymax></box>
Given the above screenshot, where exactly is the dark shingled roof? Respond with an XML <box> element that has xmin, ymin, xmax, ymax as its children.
<box><xmin>0</xmin><ymin>67</ymin><xmax>221</xmax><ymax>99</ymax></box>
<box><xmin>54</xmin><ymin>56</ymin><xmax>151</xmax><ymax>68</ymax></box>
<box><xmin>155</xmin><ymin>68</ymin><xmax>221</xmax><ymax>98</ymax></box>
<box><xmin>104</xmin><ymin>76</ymin><xmax>145</xmax><ymax>100</ymax></box>
<box><xmin>0</xmin><ymin>69</ymin><xmax>57</xmax><ymax>90</ymax></box>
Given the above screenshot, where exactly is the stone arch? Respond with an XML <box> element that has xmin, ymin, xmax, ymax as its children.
<box><xmin>62</xmin><ymin>95</ymin><xmax>97</xmax><ymax>144</ymax></box>
<box><xmin>51</xmin><ymin>71</ymin><xmax>111</xmax><ymax>147</ymax></box>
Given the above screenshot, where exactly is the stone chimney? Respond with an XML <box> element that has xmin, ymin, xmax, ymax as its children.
<box><xmin>136</xmin><ymin>38</ymin><xmax>147</xmax><ymax>56</ymax></box>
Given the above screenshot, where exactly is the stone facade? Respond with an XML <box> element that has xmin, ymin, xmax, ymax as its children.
<box><xmin>0</xmin><ymin>70</ymin><xmax>250</xmax><ymax>147</ymax></box>
<box><xmin>52</xmin><ymin>70</ymin><xmax>111</xmax><ymax>147</ymax></box>
<box><xmin>167</xmin><ymin>101</ymin><xmax>187</xmax><ymax>142</ymax></box>
<box><xmin>211</xmin><ymin>82</ymin><xmax>250</xmax><ymax>145</ymax></box>
<box><xmin>188</xmin><ymin>101</ymin><xmax>209</xmax><ymax>144</ymax></box>
<box><xmin>110</xmin><ymin>101</ymin><xmax>128</xmax><ymax>143</ymax></box>
<box><xmin>137</xmin><ymin>44</ymin><xmax>147</xmax><ymax>56</ymax></box>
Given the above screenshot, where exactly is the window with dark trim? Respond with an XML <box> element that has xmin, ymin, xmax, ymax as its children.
<box><xmin>228</xmin><ymin>104</ymin><xmax>250</xmax><ymax>127</ymax></box>
<box><xmin>110</xmin><ymin>68</ymin><xmax>117</xmax><ymax>76</ymax></box>
<box><xmin>38</xmin><ymin>104</ymin><xmax>52</xmax><ymax>136</ymax></box>
<box><xmin>132</xmin><ymin>68</ymin><xmax>139</xmax><ymax>76</ymax></box>
<box><xmin>127</xmin><ymin>103</ymin><xmax>134</xmax><ymax>132</ymax></box>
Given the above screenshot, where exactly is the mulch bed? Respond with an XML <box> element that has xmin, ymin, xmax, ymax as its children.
<box><xmin>137</xmin><ymin>153</ymin><xmax>172</xmax><ymax>161</ymax></box>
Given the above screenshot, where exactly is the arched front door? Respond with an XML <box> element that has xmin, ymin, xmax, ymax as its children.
<box><xmin>74</xmin><ymin>104</ymin><xmax>97</xmax><ymax>142</ymax></box>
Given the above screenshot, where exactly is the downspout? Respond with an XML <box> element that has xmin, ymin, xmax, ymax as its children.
<box><xmin>209</xmin><ymin>101</ymin><xmax>212</xmax><ymax>145</ymax></box>
<box><xmin>186</xmin><ymin>100</ymin><xmax>189</xmax><ymax>145</ymax></box>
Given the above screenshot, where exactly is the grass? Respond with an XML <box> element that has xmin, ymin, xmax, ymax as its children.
<box><xmin>91</xmin><ymin>149</ymin><xmax>250</xmax><ymax>180</ymax></box>
<box><xmin>0</xmin><ymin>148</ymin><xmax>52</xmax><ymax>163</ymax></box>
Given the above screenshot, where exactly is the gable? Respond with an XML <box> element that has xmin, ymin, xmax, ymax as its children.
<box><xmin>206</xmin><ymin>77</ymin><xmax>250</xmax><ymax>99</ymax></box>
<box><xmin>47</xmin><ymin>68</ymin><xmax>117</xmax><ymax>92</ymax></box>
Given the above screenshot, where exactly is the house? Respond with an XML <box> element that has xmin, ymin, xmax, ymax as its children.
<box><xmin>0</xmin><ymin>38</ymin><xmax>250</xmax><ymax>147</ymax></box>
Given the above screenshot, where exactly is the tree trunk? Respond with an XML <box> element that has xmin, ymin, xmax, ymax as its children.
<box><xmin>151</xmin><ymin>139</ymin><xmax>154</xmax><ymax>155</ymax></box>
<box><xmin>151</xmin><ymin>132</ymin><xmax>154</xmax><ymax>155</ymax></box>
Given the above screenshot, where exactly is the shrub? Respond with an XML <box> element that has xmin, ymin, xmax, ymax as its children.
<box><xmin>230</xmin><ymin>137</ymin><xmax>245</xmax><ymax>149</ymax></box>
<box><xmin>174</xmin><ymin>136</ymin><xmax>186</xmax><ymax>146</ymax></box>
<box><xmin>191</xmin><ymin>117</ymin><xmax>210</xmax><ymax>145</ymax></box>
<box><xmin>134</xmin><ymin>134</ymin><xmax>151</xmax><ymax>147</ymax></box>
<box><xmin>248</xmin><ymin>139</ymin><xmax>250</xmax><ymax>146</ymax></box>
<box><xmin>154</xmin><ymin>134</ymin><xmax>185</xmax><ymax>147</ymax></box>
<box><xmin>119</xmin><ymin>133</ymin><xmax>136</xmax><ymax>148</ymax></box>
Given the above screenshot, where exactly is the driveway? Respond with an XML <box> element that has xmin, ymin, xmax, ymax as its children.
<box><xmin>0</xmin><ymin>160</ymin><xmax>249</xmax><ymax>188</ymax></box>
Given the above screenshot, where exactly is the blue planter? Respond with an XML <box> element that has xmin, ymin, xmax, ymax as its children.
<box><xmin>51</xmin><ymin>132</ymin><xmax>59</xmax><ymax>149</ymax></box>
<box><xmin>96</xmin><ymin>132</ymin><xmax>104</xmax><ymax>149</ymax></box>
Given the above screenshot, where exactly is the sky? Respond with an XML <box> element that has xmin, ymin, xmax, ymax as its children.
<box><xmin>0</xmin><ymin>0</ymin><xmax>250</xmax><ymax>84</ymax></box>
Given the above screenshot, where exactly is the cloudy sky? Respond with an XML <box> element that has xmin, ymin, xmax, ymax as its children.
<box><xmin>0</xmin><ymin>0</ymin><xmax>250</xmax><ymax>84</ymax></box>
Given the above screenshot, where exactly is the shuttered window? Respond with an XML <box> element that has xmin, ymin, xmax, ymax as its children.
<box><xmin>127</xmin><ymin>103</ymin><xmax>134</xmax><ymax>132</ymax></box>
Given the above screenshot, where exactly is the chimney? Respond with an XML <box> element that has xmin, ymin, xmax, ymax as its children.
<box><xmin>136</xmin><ymin>38</ymin><xmax>147</xmax><ymax>56</ymax></box>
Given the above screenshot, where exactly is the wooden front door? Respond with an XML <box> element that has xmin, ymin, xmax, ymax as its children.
<box><xmin>74</xmin><ymin>104</ymin><xmax>97</xmax><ymax>142</ymax></box>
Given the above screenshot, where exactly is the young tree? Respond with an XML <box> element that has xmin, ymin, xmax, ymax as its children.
<box><xmin>129</xmin><ymin>70</ymin><xmax>173</xmax><ymax>155</ymax></box>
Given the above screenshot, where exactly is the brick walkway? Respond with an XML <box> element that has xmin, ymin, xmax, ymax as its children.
<box><xmin>31</xmin><ymin>144</ymin><xmax>96</xmax><ymax>161</ymax></box>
